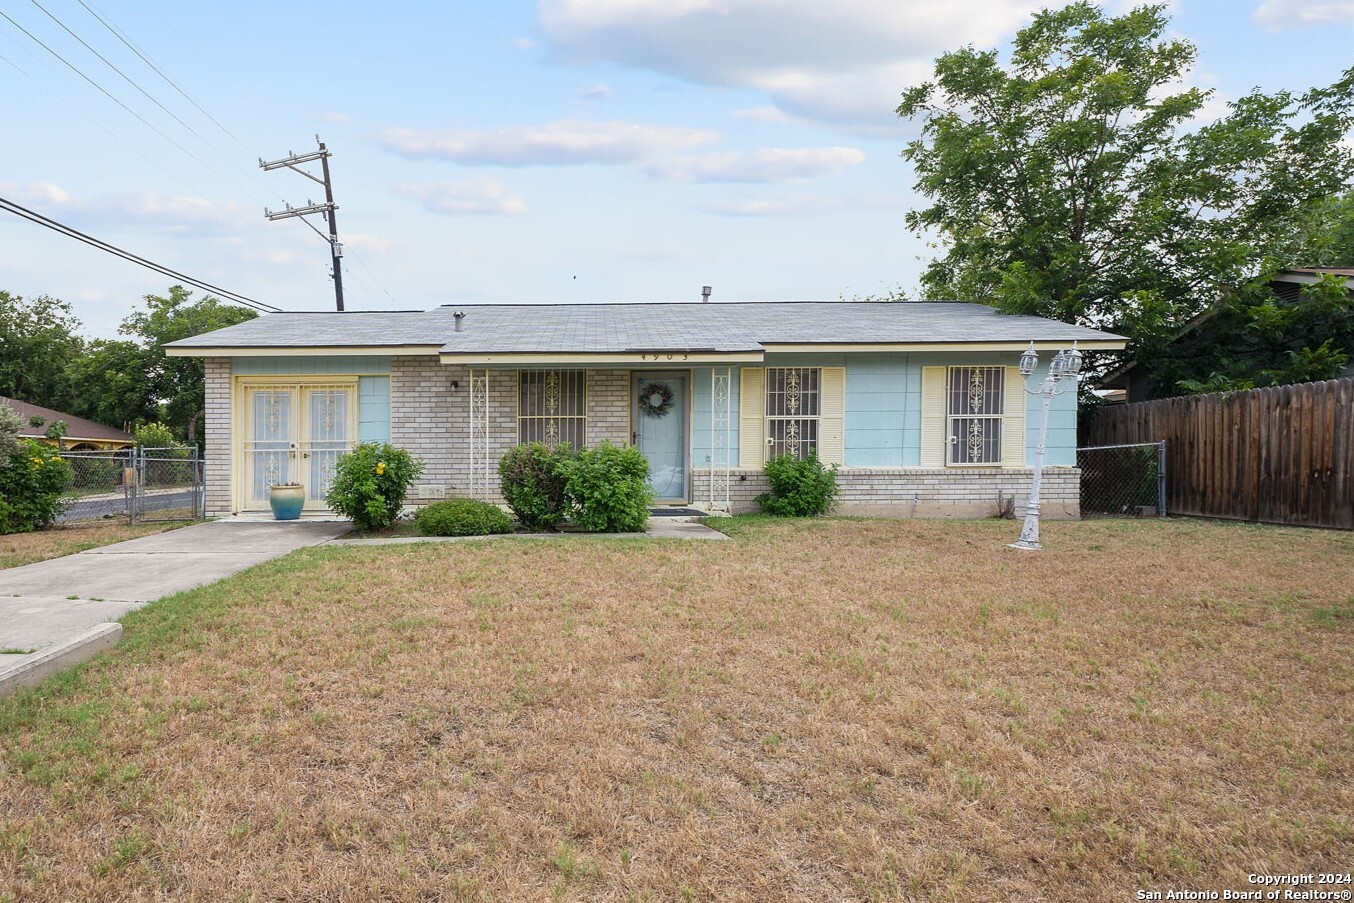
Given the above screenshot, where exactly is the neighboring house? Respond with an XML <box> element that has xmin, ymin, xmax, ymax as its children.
<box><xmin>0</xmin><ymin>396</ymin><xmax>134</xmax><ymax>450</ymax></box>
<box><xmin>1100</xmin><ymin>267</ymin><xmax>1354</xmax><ymax>403</ymax></box>
<box><xmin>164</xmin><ymin>301</ymin><xmax>1126</xmax><ymax>518</ymax></box>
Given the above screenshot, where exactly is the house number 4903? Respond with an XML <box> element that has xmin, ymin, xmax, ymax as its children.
<box><xmin>638</xmin><ymin>353</ymin><xmax>689</xmax><ymax>361</ymax></box>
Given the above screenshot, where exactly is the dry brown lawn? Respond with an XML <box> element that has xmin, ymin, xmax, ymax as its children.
<box><xmin>0</xmin><ymin>517</ymin><xmax>1350</xmax><ymax>902</ymax></box>
<box><xmin>0</xmin><ymin>522</ymin><xmax>185</xmax><ymax>570</ymax></box>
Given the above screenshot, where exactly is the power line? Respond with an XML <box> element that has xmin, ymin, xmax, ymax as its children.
<box><xmin>0</xmin><ymin>194</ymin><xmax>282</xmax><ymax>313</ymax></box>
<box><xmin>28</xmin><ymin>0</ymin><xmax>211</xmax><ymax>145</ymax></box>
<box><xmin>0</xmin><ymin>8</ymin><xmax>213</xmax><ymax>172</ymax></box>
<box><xmin>73</xmin><ymin>0</ymin><xmax>243</xmax><ymax>146</ymax></box>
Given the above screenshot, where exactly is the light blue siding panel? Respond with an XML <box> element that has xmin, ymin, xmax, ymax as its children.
<box><xmin>358</xmin><ymin>376</ymin><xmax>390</xmax><ymax>443</ymax></box>
<box><xmin>691</xmin><ymin>366</ymin><xmax>740</xmax><ymax>467</ymax></box>
<box><xmin>845</xmin><ymin>353</ymin><xmax>909</xmax><ymax>468</ymax></box>
<box><xmin>232</xmin><ymin>355</ymin><xmax>392</xmax><ymax>375</ymax></box>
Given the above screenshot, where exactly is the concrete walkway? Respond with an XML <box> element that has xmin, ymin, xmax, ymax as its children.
<box><xmin>0</xmin><ymin>521</ymin><xmax>348</xmax><ymax>696</ymax></box>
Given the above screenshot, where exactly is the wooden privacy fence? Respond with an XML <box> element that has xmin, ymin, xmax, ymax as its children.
<box><xmin>1084</xmin><ymin>378</ymin><xmax>1354</xmax><ymax>529</ymax></box>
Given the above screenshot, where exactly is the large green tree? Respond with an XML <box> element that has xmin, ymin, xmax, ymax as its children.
<box><xmin>63</xmin><ymin>339</ymin><xmax>156</xmax><ymax>431</ymax></box>
<box><xmin>0</xmin><ymin>291</ymin><xmax>85</xmax><ymax>408</ymax></box>
<box><xmin>119</xmin><ymin>285</ymin><xmax>257</xmax><ymax>443</ymax></box>
<box><xmin>897</xmin><ymin>2</ymin><xmax>1354</xmax><ymax>371</ymax></box>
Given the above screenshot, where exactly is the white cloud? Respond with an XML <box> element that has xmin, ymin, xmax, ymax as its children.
<box><xmin>538</xmin><ymin>0</ymin><xmax>1057</xmax><ymax>126</ymax></box>
<box><xmin>646</xmin><ymin>146</ymin><xmax>865</xmax><ymax>183</ymax></box>
<box><xmin>376</xmin><ymin>120</ymin><xmax>721</xmax><ymax>165</ymax></box>
<box><xmin>0</xmin><ymin>181</ymin><xmax>71</xmax><ymax>205</ymax></box>
<box><xmin>513</xmin><ymin>36</ymin><xmax>537</xmax><ymax>48</ymax></box>
<box><xmin>700</xmin><ymin>192</ymin><xmax>907</xmax><ymax>217</ymax></box>
<box><xmin>579</xmin><ymin>82</ymin><xmax>611</xmax><ymax>102</ymax></box>
<box><xmin>395</xmin><ymin>178</ymin><xmax>528</xmax><ymax>215</ymax></box>
<box><xmin>343</xmin><ymin>232</ymin><xmax>392</xmax><ymax>254</ymax></box>
<box><xmin>1254</xmin><ymin>0</ymin><xmax>1354</xmax><ymax>28</ymax></box>
<box><xmin>732</xmin><ymin>106</ymin><xmax>793</xmax><ymax>123</ymax></box>
<box><xmin>2</xmin><ymin>182</ymin><xmax>257</xmax><ymax>235</ymax></box>
<box><xmin>320</xmin><ymin>111</ymin><xmax>352</xmax><ymax>123</ymax></box>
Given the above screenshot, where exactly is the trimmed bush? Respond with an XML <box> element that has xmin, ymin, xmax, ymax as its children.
<box><xmin>325</xmin><ymin>442</ymin><xmax>425</xmax><ymax>531</ymax></box>
<box><xmin>756</xmin><ymin>452</ymin><xmax>838</xmax><ymax>517</ymax></box>
<box><xmin>559</xmin><ymin>441</ymin><xmax>654</xmax><ymax>533</ymax></box>
<box><xmin>0</xmin><ymin>439</ymin><xmax>73</xmax><ymax>534</ymax></box>
<box><xmin>415</xmin><ymin>498</ymin><xmax>513</xmax><ymax>536</ymax></box>
<box><xmin>498</xmin><ymin>443</ymin><xmax>575</xmax><ymax>530</ymax></box>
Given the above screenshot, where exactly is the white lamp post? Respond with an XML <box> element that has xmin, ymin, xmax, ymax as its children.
<box><xmin>1010</xmin><ymin>340</ymin><xmax>1082</xmax><ymax>551</ymax></box>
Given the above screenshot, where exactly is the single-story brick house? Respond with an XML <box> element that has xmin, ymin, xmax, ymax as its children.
<box><xmin>163</xmin><ymin>300</ymin><xmax>1126</xmax><ymax>518</ymax></box>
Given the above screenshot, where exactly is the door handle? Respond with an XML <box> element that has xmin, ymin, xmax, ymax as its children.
<box><xmin>631</xmin><ymin>431</ymin><xmax>638</xmax><ymax>445</ymax></box>
<box><xmin>302</xmin><ymin>452</ymin><xmax>310</xmax><ymax>459</ymax></box>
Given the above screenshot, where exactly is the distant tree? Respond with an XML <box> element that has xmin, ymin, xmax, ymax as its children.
<box><xmin>0</xmin><ymin>291</ymin><xmax>84</xmax><ymax>408</ymax></box>
<box><xmin>119</xmin><ymin>286</ymin><xmax>257</xmax><ymax>444</ymax></box>
<box><xmin>64</xmin><ymin>339</ymin><xmax>156</xmax><ymax>432</ymax></box>
<box><xmin>897</xmin><ymin>2</ymin><xmax>1354</xmax><ymax>372</ymax></box>
<box><xmin>43</xmin><ymin>420</ymin><xmax>68</xmax><ymax>450</ymax></box>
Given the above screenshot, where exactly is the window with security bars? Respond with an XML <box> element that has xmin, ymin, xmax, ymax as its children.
<box><xmin>518</xmin><ymin>370</ymin><xmax>585</xmax><ymax>446</ymax></box>
<box><xmin>947</xmin><ymin>366</ymin><xmax>1004</xmax><ymax>464</ymax></box>
<box><xmin>765</xmin><ymin>367</ymin><xmax>821</xmax><ymax>458</ymax></box>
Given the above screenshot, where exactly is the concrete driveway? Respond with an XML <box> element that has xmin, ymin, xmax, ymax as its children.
<box><xmin>0</xmin><ymin>521</ymin><xmax>348</xmax><ymax>695</ymax></box>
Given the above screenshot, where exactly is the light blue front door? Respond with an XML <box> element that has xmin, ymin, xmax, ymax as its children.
<box><xmin>634</xmin><ymin>373</ymin><xmax>687</xmax><ymax>502</ymax></box>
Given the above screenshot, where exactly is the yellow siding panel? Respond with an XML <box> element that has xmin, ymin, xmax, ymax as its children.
<box><xmin>1002</xmin><ymin>365</ymin><xmax>1027</xmax><ymax>467</ymax></box>
<box><xmin>920</xmin><ymin>366</ymin><xmax>947</xmax><ymax>467</ymax></box>
<box><xmin>739</xmin><ymin>367</ymin><xmax>765</xmax><ymax>468</ymax></box>
<box><xmin>819</xmin><ymin>366</ymin><xmax>845</xmax><ymax>465</ymax></box>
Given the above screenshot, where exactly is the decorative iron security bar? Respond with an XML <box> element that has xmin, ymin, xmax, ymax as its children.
<box><xmin>765</xmin><ymin>367</ymin><xmax>820</xmax><ymax>459</ymax></box>
<box><xmin>518</xmin><ymin>370</ymin><xmax>585</xmax><ymax>446</ymax></box>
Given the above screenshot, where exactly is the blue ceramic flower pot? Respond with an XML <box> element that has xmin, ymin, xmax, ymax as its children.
<box><xmin>269</xmin><ymin>484</ymin><xmax>305</xmax><ymax>520</ymax></box>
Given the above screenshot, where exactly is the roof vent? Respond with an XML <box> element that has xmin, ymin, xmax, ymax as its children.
<box><xmin>453</xmin><ymin>310</ymin><xmax>466</xmax><ymax>332</ymax></box>
<box><xmin>701</xmin><ymin>285</ymin><xmax>712</xmax><ymax>303</ymax></box>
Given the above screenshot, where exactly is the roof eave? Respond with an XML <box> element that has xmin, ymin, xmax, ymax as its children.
<box><xmin>163</xmin><ymin>344</ymin><xmax>444</xmax><ymax>357</ymax></box>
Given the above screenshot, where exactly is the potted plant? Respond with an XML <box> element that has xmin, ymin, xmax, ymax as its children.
<box><xmin>269</xmin><ymin>482</ymin><xmax>305</xmax><ymax>520</ymax></box>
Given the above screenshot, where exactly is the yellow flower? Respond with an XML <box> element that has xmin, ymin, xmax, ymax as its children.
<box><xmin>375</xmin><ymin>461</ymin><xmax>387</xmax><ymax>476</ymax></box>
<box><xmin>30</xmin><ymin>456</ymin><xmax>43</xmax><ymax>467</ymax></box>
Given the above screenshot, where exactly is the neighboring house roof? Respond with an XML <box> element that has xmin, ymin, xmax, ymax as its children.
<box><xmin>164</xmin><ymin>301</ymin><xmax>1126</xmax><ymax>362</ymax></box>
<box><xmin>1099</xmin><ymin>267</ymin><xmax>1354</xmax><ymax>393</ymax></box>
<box><xmin>0</xmin><ymin>396</ymin><xmax>135</xmax><ymax>444</ymax></box>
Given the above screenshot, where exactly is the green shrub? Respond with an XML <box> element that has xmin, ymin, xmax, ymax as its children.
<box><xmin>498</xmin><ymin>443</ymin><xmax>575</xmax><ymax>530</ymax></box>
<box><xmin>559</xmin><ymin>441</ymin><xmax>654</xmax><ymax>533</ymax></box>
<box><xmin>325</xmin><ymin>442</ymin><xmax>425</xmax><ymax>531</ymax></box>
<box><xmin>133</xmin><ymin>421</ymin><xmax>180</xmax><ymax>450</ymax></box>
<box><xmin>0</xmin><ymin>439</ymin><xmax>73</xmax><ymax>534</ymax></box>
<box><xmin>756</xmin><ymin>452</ymin><xmax>838</xmax><ymax>517</ymax></box>
<box><xmin>415</xmin><ymin>498</ymin><xmax>513</xmax><ymax>536</ymax></box>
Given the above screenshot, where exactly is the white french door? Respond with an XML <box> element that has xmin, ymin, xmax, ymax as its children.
<box><xmin>242</xmin><ymin>383</ymin><xmax>356</xmax><ymax>511</ymax></box>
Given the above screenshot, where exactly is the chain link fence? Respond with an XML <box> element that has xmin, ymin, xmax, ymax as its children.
<box><xmin>55</xmin><ymin>449</ymin><xmax>133</xmax><ymax>522</ymax></box>
<box><xmin>1076</xmin><ymin>441</ymin><xmax>1167</xmax><ymax>518</ymax></box>
<box><xmin>56</xmin><ymin>446</ymin><xmax>203</xmax><ymax>523</ymax></box>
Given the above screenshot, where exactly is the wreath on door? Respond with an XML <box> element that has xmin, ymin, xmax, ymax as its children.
<box><xmin>638</xmin><ymin>382</ymin><xmax>674</xmax><ymax>418</ymax></box>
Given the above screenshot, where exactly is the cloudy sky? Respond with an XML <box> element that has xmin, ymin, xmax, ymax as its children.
<box><xmin>2</xmin><ymin>0</ymin><xmax>1351</xmax><ymax>338</ymax></box>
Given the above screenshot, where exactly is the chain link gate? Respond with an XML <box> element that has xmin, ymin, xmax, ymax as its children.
<box><xmin>1076</xmin><ymin>441</ymin><xmax>1167</xmax><ymax>518</ymax></box>
<box><xmin>128</xmin><ymin>446</ymin><xmax>205</xmax><ymax>524</ymax></box>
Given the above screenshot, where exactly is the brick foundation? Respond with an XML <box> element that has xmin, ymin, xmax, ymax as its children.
<box><xmin>691</xmin><ymin>467</ymin><xmax>1080</xmax><ymax>519</ymax></box>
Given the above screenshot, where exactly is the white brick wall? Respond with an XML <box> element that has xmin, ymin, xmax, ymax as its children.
<box><xmin>203</xmin><ymin>357</ymin><xmax>232</xmax><ymax>517</ymax></box>
<box><xmin>692</xmin><ymin>467</ymin><xmax>1081</xmax><ymax>519</ymax></box>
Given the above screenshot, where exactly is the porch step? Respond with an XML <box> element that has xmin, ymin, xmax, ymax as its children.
<box><xmin>649</xmin><ymin>507</ymin><xmax>708</xmax><ymax>518</ymax></box>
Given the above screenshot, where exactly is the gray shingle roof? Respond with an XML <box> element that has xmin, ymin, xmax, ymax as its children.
<box><xmin>164</xmin><ymin>301</ymin><xmax>1126</xmax><ymax>353</ymax></box>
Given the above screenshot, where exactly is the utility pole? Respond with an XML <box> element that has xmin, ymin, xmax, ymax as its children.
<box><xmin>260</xmin><ymin>136</ymin><xmax>345</xmax><ymax>311</ymax></box>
